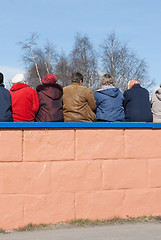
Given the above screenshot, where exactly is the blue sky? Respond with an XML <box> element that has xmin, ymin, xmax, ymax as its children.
<box><xmin>0</xmin><ymin>0</ymin><xmax>161</xmax><ymax>90</ymax></box>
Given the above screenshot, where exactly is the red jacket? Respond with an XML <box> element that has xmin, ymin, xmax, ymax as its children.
<box><xmin>10</xmin><ymin>83</ymin><xmax>39</xmax><ymax>122</ymax></box>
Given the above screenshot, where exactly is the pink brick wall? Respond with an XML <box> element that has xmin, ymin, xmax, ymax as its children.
<box><xmin>0</xmin><ymin>128</ymin><xmax>161</xmax><ymax>230</ymax></box>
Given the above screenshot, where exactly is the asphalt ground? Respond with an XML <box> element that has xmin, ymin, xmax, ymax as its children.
<box><xmin>0</xmin><ymin>223</ymin><xmax>161</xmax><ymax>240</ymax></box>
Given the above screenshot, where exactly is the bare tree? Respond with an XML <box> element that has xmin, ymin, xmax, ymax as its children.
<box><xmin>19</xmin><ymin>33</ymin><xmax>41</xmax><ymax>86</ymax></box>
<box><xmin>19</xmin><ymin>33</ymin><xmax>58</xmax><ymax>89</ymax></box>
<box><xmin>100</xmin><ymin>33</ymin><xmax>152</xmax><ymax>92</ymax></box>
<box><xmin>70</xmin><ymin>33</ymin><xmax>100</xmax><ymax>91</ymax></box>
<box><xmin>19</xmin><ymin>32</ymin><xmax>154</xmax><ymax>92</ymax></box>
<box><xmin>55</xmin><ymin>52</ymin><xmax>72</xmax><ymax>87</ymax></box>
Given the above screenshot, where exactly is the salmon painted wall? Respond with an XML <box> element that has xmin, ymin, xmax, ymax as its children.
<box><xmin>0</xmin><ymin>128</ymin><xmax>161</xmax><ymax>230</ymax></box>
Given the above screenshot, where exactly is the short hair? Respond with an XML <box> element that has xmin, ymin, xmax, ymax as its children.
<box><xmin>71</xmin><ymin>72</ymin><xmax>83</xmax><ymax>83</ymax></box>
<box><xmin>101</xmin><ymin>74</ymin><xmax>115</xmax><ymax>86</ymax></box>
<box><xmin>0</xmin><ymin>72</ymin><xmax>3</xmax><ymax>84</ymax></box>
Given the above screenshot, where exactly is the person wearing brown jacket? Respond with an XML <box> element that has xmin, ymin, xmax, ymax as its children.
<box><xmin>63</xmin><ymin>72</ymin><xmax>96</xmax><ymax>122</ymax></box>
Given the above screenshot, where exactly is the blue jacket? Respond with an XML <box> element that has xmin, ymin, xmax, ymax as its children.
<box><xmin>124</xmin><ymin>84</ymin><xmax>152</xmax><ymax>122</ymax></box>
<box><xmin>0</xmin><ymin>84</ymin><xmax>13</xmax><ymax>122</ymax></box>
<box><xmin>94</xmin><ymin>87</ymin><xmax>125</xmax><ymax>122</ymax></box>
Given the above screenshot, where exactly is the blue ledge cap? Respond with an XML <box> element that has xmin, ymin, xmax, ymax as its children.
<box><xmin>0</xmin><ymin>122</ymin><xmax>160</xmax><ymax>128</ymax></box>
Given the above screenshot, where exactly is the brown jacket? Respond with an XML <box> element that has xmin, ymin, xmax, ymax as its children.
<box><xmin>63</xmin><ymin>83</ymin><xmax>96</xmax><ymax>122</ymax></box>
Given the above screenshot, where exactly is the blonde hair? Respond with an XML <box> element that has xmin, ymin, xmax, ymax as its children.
<box><xmin>101</xmin><ymin>74</ymin><xmax>115</xmax><ymax>86</ymax></box>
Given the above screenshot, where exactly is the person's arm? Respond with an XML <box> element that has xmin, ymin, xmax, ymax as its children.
<box><xmin>32</xmin><ymin>90</ymin><xmax>39</xmax><ymax>114</ymax></box>
<box><xmin>151</xmin><ymin>94</ymin><xmax>154</xmax><ymax>108</ymax></box>
<box><xmin>87</xmin><ymin>90</ymin><xmax>96</xmax><ymax>112</ymax></box>
<box><xmin>123</xmin><ymin>90</ymin><xmax>129</xmax><ymax>108</ymax></box>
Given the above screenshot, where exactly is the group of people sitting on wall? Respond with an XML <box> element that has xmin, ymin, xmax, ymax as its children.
<box><xmin>0</xmin><ymin>71</ymin><xmax>160</xmax><ymax>123</ymax></box>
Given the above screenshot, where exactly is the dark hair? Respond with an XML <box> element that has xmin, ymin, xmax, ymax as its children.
<box><xmin>0</xmin><ymin>72</ymin><xmax>3</xmax><ymax>84</ymax></box>
<box><xmin>71</xmin><ymin>72</ymin><xmax>83</xmax><ymax>83</ymax></box>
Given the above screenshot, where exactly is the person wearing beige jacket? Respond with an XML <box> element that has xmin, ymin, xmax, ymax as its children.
<box><xmin>63</xmin><ymin>72</ymin><xmax>96</xmax><ymax>122</ymax></box>
<box><xmin>151</xmin><ymin>85</ymin><xmax>161</xmax><ymax>122</ymax></box>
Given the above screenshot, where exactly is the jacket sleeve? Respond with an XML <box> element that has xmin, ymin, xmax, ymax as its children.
<box><xmin>32</xmin><ymin>90</ymin><xmax>39</xmax><ymax>114</ymax></box>
<box><xmin>87</xmin><ymin>90</ymin><xmax>96</xmax><ymax>112</ymax></box>
<box><xmin>151</xmin><ymin>94</ymin><xmax>154</xmax><ymax>107</ymax></box>
<box><xmin>123</xmin><ymin>90</ymin><xmax>129</xmax><ymax>108</ymax></box>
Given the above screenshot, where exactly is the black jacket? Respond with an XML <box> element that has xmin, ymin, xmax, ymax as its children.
<box><xmin>0</xmin><ymin>84</ymin><xmax>13</xmax><ymax>122</ymax></box>
<box><xmin>124</xmin><ymin>84</ymin><xmax>152</xmax><ymax>122</ymax></box>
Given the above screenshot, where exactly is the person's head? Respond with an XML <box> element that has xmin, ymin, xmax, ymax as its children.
<box><xmin>127</xmin><ymin>80</ymin><xmax>140</xmax><ymax>89</ymax></box>
<box><xmin>0</xmin><ymin>72</ymin><xmax>4</xmax><ymax>84</ymax></box>
<box><xmin>71</xmin><ymin>72</ymin><xmax>83</xmax><ymax>85</ymax></box>
<box><xmin>101</xmin><ymin>74</ymin><xmax>115</xmax><ymax>86</ymax></box>
<box><xmin>41</xmin><ymin>74</ymin><xmax>57</xmax><ymax>84</ymax></box>
<box><xmin>11</xmin><ymin>74</ymin><xmax>25</xmax><ymax>84</ymax></box>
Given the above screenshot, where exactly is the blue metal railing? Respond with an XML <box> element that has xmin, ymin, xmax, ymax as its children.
<box><xmin>0</xmin><ymin>122</ymin><xmax>160</xmax><ymax>128</ymax></box>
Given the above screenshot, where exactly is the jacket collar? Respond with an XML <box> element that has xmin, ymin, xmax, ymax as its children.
<box><xmin>131</xmin><ymin>84</ymin><xmax>141</xmax><ymax>89</ymax></box>
<box><xmin>71</xmin><ymin>82</ymin><xmax>81</xmax><ymax>86</ymax></box>
<box><xmin>36</xmin><ymin>83</ymin><xmax>63</xmax><ymax>92</ymax></box>
<box><xmin>0</xmin><ymin>84</ymin><xmax>4</xmax><ymax>87</ymax></box>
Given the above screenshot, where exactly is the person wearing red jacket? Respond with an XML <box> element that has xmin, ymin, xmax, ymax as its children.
<box><xmin>10</xmin><ymin>74</ymin><xmax>39</xmax><ymax>122</ymax></box>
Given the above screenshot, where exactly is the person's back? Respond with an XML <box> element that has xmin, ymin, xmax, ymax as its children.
<box><xmin>94</xmin><ymin>74</ymin><xmax>125</xmax><ymax>122</ymax></box>
<box><xmin>36</xmin><ymin>74</ymin><xmax>64</xmax><ymax>122</ymax></box>
<box><xmin>151</xmin><ymin>86</ymin><xmax>161</xmax><ymax>122</ymax></box>
<box><xmin>63</xmin><ymin>72</ymin><xmax>96</xmax><ymax>122</ymax></box>
<box><xmin>0</xmin><ymin>72</ymin><xmax>13</xmax><ymax>122</ymax></box>
<box><xmin>124</xmin><ymin>80</ymin><xmax>152</xmax><ymax>122</ymax></box>
<box><xmin>10</xmin><ymin>74</ymin><xmax>39</xmax><ymax>122</ymax></box>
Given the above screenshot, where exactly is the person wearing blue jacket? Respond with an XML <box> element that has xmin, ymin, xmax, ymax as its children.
<box><xmin>0</xmin><ymin>72</ymin><xmax>13</xmax><ymax>122</ymax></box>
<box><xmin>94</xmin><ymin>74</ymin><xmax>125</xmax><ymax>122</ymax></box>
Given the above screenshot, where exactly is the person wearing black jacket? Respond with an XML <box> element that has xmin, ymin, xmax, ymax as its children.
<box><xmin>0</xmin><ymin>72</ymin><xmax>13</xmax><ymax>122</ymax></box>
<box><xmin>124</xmin><ymin>80</ymin><xmax>152</xmax><ymax>122</ymax></box>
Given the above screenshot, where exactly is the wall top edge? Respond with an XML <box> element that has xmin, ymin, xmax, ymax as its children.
<box><xmin>0</xmin><ymin>122</ymin><xmax>160</xmax><ymax>129</ymax></box>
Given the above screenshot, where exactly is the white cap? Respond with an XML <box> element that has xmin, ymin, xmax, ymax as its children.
<box><xmin>11</xmin><ymin>74</ymin><xmax>25</xmax><ymax>84</ymax></box>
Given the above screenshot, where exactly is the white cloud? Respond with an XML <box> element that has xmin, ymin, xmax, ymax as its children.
<box><xmin>0</xmin><ymin>66</ymin><xmax>26</xmax><ymax>89</ymax></box>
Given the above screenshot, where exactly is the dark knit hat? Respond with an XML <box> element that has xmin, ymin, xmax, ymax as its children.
<box><xmin>41</xmin><ymin>74</ymin><xmax>57</xmax><ymax>84</ymax></box>
<box><xmin>0</xmin><ymin>72</ymin><xmax>4</xmax><ymax>84</ymax></box>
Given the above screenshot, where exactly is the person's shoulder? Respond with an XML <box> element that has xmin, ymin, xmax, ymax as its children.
<box><xmin>81</xmin><ymin>86</ymin><xmax>94</xmax><ymax>97</ymax></box>
<box><xmin>63</xmin><ymin>85</ymin><xmax>72</xmax><ymax>92</ymax></box>
<box><xmin>80</xmin><ymin>85</ymin><xmax>92</xmax><ymax>92</ymax></box>
<box><xmin>25</xmin><ymin>85</ymin><xmax>37</xmax><ymax>95</ymax></box>
<box><xmin>63</xmin><ymin>85</ymin><xmax>70</xmax><ymax>89</ymax></box>
<box><xmin>79</xmin><ymin>85</ymin><xmax>89</xmax><ymax>90</ymax></box>
<box><xmin>124</xmin><ymin>89</ymin><xmax>130</xmax><ymax>95</ymax></box>
<box><xmin>1</xmin><ymin>86</ymin><xmax>11</xmax><ymax>94</ymax></box>
<box><xmin>117</xmin><ymin>89</ymin><xmax>124</xmax><ymax>96</ymax></box>
<box><xmin>139</xmin><ymin>86</ymin><xmax>150</xmax><ymax>96</ymax></box>
<box><xmin>140</xmin><ymin>86</ymin><xmax>149</xmax><ymax>92</ymax></box>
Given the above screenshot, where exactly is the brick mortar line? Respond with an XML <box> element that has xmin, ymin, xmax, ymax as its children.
<box><xmin>22</xmin><ymin>130</ymin><xmax>24</xmax><ymax>162</ymax></box>
<box><xmin>74</xmin><ymin>129</ymin><xmax>76</xmax><ymax>160</ymax></box>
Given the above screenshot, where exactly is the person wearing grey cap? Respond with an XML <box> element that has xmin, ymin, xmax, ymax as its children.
<box><xmin>10</xmin><ymin>74</ymin><xmax>39</xmax><ymax>122</ymax></box>
<box><xmin>0</xmin><ymin>72</ymin><xmax>13</xmax><ymax>122</ymax></box>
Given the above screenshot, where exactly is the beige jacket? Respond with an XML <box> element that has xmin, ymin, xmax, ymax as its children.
<box><xmin>63</xmin><ymin>83</ymin><xmax>96</xmax><ymax>122</ymax></box>
<box><xmin>151</xmin><ymin>88</ymin><xmax>161</xmax><ymax>122</ymax></box>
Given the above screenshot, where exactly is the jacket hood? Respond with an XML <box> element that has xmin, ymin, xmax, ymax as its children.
<box><xmin>155</xmin><ymin>88</ymin><xmax>161</xmax><ymax>101</ymax></box>
<box><xmin>97</xmin><ymin>88</ymin><xmax>119</xmax><ymax>98</ymax></box>
<box><xmin>10</xmin><ymin>83</ymin><xmax>30</xmax><ymax>91</ymax></box>
<box><xmin>36</xmin><ymin>83</ymin><xmax>63</xmax><ymax>100</ymax></box>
